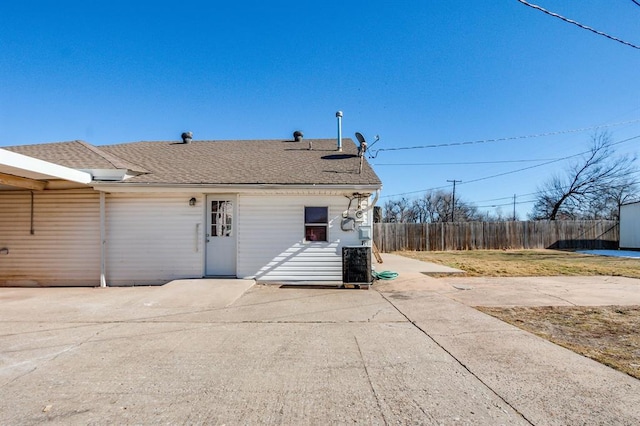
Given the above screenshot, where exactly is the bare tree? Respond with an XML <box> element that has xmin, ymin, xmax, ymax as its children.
<box><xmin>531</xmin><ymin>132</ymin><xmax>638</xmax><ymax>220</ymax></box>
<box><xmin>453</xmin><ymin>199</ymin><xmax>482</xmax><ymax>222</ymax></box>
<box><xmin>412</xmin><ymin>190</ymin><xmax>452</xmax><ymax>223</ymax></box>
<box><xmin>384</xmin><ymin>190</ymin><xmax>481</xmax><ymax>223</ymax></box>
<box><xmin>483</xmin><ymin>206</ymin><xmax>515</xmax><ymax>222</ymax></box>
<box><xmin>382</xmin><ymin>197</ymin><xmax>412</xmax><ymax>223</ymax></box>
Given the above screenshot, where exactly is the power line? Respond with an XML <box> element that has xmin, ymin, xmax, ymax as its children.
<box><xmin>472</xmin><ymin>169</ymin><xmax>640</xmax><ymax>207</ymax></box>
<box><xmin>516</xmin><ymin>0</ymin><xmax>640</xmax><ymax>50</ymax></box>
<box><xmin>380</xmin><ymin>156</ymin><xmax>567</xmax><ymax>199</ymax></box>
<box><xmin>477</xmin><ymin>199</ymin><xmax>538</xmax><ymax>209</ymax></box>
<box><xmin>369</xmin><ymin>118</ymin><xmax>640</xmax><ymax>156</ymax></box>
<box><xmin>373</xmin><ymin>158</ymin><xmax>559</xmax><ymax>166</ymax></box>
<box><xmin>457</xmin><ymin>157</ymin><xmax>573</xmax><ymax>186</ymax></box>
<box><xmin>475</xmin><ymin>192</ymin><xmax>541</xmax><ymax>204</ymax></box>
<box><xmin>381</xmin><ymin>134</ymin><xmax>640</xmax><ymax>199</ymax></box>
<box><xmin>631</xmin><ymin>0</ymin><xmax>640</xmax><ymax>8</ymax></box>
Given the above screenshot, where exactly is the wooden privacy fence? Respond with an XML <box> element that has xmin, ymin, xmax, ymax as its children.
<box><xmin>373</xmin><ymin>220</ymin><xmax>619</xmax><ymax>252</ymax></box>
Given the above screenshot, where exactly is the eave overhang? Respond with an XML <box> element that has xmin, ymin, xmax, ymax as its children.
<box><xmin>91</xmin><ymin>182</ymin><xmax>382</xmax><ymax>194</ymax></box>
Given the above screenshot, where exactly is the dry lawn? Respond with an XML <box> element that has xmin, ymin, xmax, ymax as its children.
<box><xmin>396</xmin><ymin>249</ymin><xmax>640</xmax><ymax>379</ymax></box>
<box><xmin>477</xmin><ymin>305</ymin><xmax>640</xmax><ymax>380</ymax></box>
<box><xmin>398</xmin><ymin>248</ymin><xmax>640</xmax><ymax>278</ymax></box>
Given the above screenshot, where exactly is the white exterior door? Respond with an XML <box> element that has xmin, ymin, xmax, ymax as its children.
<box><xmin>205</xmin><ymin>195</ymin><xmax>237</xmax><ymax>276</ymax></box>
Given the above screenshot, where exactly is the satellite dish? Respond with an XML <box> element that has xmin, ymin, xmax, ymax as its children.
<box><xmin>355</xmin><ymin>132</ymin><xmax>367</xmax><ymax>157</ymax></box>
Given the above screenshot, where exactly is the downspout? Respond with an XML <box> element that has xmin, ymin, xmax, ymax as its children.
<box><xmin>100</xmin><ymin>191</ymin><xmax>107</xmax><ymax>288</ymax></box>
<box><xmin>362</xmin><ymin>189</ymin><xmax>380</xmax><ymax>213</ymax></box>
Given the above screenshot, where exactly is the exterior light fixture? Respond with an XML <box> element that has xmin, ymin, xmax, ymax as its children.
<box><xmin>189</xmin><ymin>197</ymin><xmax>197</xmax><ymax>206</ymax></box>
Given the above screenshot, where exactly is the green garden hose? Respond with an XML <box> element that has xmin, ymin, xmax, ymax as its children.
<box><xmin>372</xmin><ymin>270</ymin><xmax>399</xmax><ymax>280</ymax></box>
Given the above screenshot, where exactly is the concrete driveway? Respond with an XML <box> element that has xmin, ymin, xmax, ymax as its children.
<box><xmin>376</xmin><ymin>253</ymin><xmax>640</xmax><ymax>307</ymax></box>
<box><xmin>2</xmin><ymin>256</ymin><xmax>640</xmax><ymax>425</ymax></box>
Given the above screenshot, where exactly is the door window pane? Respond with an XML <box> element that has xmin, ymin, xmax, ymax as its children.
<box><xmin>211</xmin><ymin>201</ymin><xmax>233</xmax><ymax>237</ymax></box>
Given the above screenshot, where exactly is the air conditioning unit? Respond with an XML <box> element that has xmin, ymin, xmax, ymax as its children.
<box><xmin>342</xmin><ymin>246</ymin><xmax>372</xmax><ymax>286</ymax></box>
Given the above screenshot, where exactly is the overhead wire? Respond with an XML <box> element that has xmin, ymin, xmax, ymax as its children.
<box><xmin>372</xmin><ymin>158</ymin><xmax>558</xmax><ymax>167</ymax></box>
<box><xmin>473</xmin><ymin>192</ymin><xmax>541</xmax><ymax>203</ymax></box>
<box><xmin>380</xmin><ymin>156</ymin><xmax>576</xmax><ymax>199</ymax></box>
<box><xmin>368</xmin><ymin>118</ymin><xmax>640</xmax><ymax>157</ymax></box>
<box><xmin>381</xmin><ymin>134</ymin><xmax>640</xmax><ymax>200</ymax></box>
<box><xmin>515</xmin><ymin>0</ymin><xmax>640</xmax><ymax>50</ymax></box>
<box><xmin>473</xmin><ymin>169</ymin><xmax>640</xmax><ymax>208</ymax></box>
<box><xmin>476</xmin><ymin>199</ymin><xmax>537</xmax><ymax>209</ymax></box>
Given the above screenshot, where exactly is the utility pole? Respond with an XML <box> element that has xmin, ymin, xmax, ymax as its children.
<box><xmin>513</xmin><ymin>194</ymin><xmax>517</xmax><ymax>221</ymax></box>
<box><xmin>447</xmin><ymin>179</ymin><xmax>462</xmax><ymax>222</ymax></box>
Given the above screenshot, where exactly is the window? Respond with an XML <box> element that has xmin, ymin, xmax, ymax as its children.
<box><xmin>305</xmin><ymin>206</ymin><xmax>328</xmax><ymax>242</ymax></box>
<box><xmin>211</xmin><ymin>200</ymin><xmax>233</xmax><ymax>237</ymax></box>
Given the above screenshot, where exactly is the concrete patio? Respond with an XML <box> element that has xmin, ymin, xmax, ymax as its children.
<box><xmin>1</xmin><ymin>254</ymin><xmax>640</xmax><ymax>425</ymax></box>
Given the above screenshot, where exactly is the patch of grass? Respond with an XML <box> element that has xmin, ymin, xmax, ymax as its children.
<box><xmin>477</xmin><ymin>306</ymin><xmax>640</xmax><ymax>380</ymax></box>
<box><xmin>397</xmin><ymin>249</ymin><xmax>640</xmax><ymax>278</ymax></box>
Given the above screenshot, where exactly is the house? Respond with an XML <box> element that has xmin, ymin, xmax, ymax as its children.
<box><xmin>0</xmin><ymin>134</ymin><xmax>382</xmax><ymax>286</ymax></box>
<box><xmin>620</xmin><ymin>201</ymin><xmax>640</xmax><ymax>250</ymax></box>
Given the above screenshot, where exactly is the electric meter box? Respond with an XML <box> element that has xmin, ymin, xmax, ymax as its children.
<box><xmin>358</xmin><ymin>226</ymin><xmax>372</xmax><ymax>241</ymax></box>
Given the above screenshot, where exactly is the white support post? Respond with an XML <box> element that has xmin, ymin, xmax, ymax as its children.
<box><xmin>100</xmin><ymin>192</ymin><xmax>107</xmax><ymax>288</ymax></box>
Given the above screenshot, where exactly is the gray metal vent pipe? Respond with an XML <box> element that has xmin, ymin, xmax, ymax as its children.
<box><xmin>336</xmin><ymin>111</ymin><xmax>343</xmax><ymax>152</ymax></box>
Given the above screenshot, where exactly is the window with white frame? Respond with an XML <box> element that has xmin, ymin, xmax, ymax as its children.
<box><xmin>304</xmin><ymin>206</ymin><xmax>328</xmax><ymax>242</ymax></box>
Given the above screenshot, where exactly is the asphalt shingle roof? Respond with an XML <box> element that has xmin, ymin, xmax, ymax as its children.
<box><xmin>4</xmin><ymin>140</ymin><xmax>148</xmax><ymax>173</ymax></box>
<box><xmin>6</xmin><ymin>138</ymin><xmax>382</xmax><ymax>187</ymax></box>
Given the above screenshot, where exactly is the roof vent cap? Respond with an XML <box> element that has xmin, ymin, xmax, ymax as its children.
<box><xmin>181</xmin><ymin>132</ymin><xmax>193</xmax><ymax>143</ymax></box>
<box><xmin>293</xmin><ymin>130</ymin><xmax>304</xmax><ymax>142</ymax></box>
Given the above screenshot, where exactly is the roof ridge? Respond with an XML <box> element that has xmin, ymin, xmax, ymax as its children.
<box><xmin>74</xmin><ymin>140</ymin><xmax>149</xmax><ymax>173</ymax></box>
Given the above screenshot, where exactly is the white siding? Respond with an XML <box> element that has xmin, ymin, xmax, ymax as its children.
<box><xmin>620</xmin><ymin>202</ymin><xmax>640</xmax><ymax>249</ymax></box>
<box><xmin>106</xmin><ymin>193</ymin><xmax>204</xmax><ymax>285</ymax></box>
<box><xmin>0</xmin><ymin>189</ymin><xmax>373</xmax><ymax>286</ymax></box>
<box><xmin>237</xmin><ymin>194</ymin><xmax>368</xmax><ymax>281</ymax></box>
<box><xmin>0</xmin><ymin>189</ymin><xmax>100</xmax><ymax>286</ymax></box>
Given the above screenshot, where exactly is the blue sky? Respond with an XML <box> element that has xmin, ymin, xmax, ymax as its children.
<box><xmin>1</xmin><ymin>1</ymin><xmax>639</xmax><ymax>218</ymax></box>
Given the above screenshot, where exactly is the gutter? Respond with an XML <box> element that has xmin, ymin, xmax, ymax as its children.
<box><xmin>91</xmin><ymin>183</ymin><xmax>383</xmax><ymax>193</ymax></box>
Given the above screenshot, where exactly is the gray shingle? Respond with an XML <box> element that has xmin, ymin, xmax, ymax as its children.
<box><xmin>5</xmin><ymin>138</ymin><xmax>382</xmax><ymax>187</ymax></box>
<box><xmin>100</xmin><ymin>138</ymin><xmax>381</xmax><ymax>186</ymax></box>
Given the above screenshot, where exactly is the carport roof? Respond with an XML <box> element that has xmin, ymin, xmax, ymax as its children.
<box><xmin>0</xmin><ymin>148</ymin><xmax>92</xmax><ymax>190</ymax></box>
<box><xmin>4</xmin><ymin>140</ymin><xmax>148</xmax><ymax>173</ymax></box>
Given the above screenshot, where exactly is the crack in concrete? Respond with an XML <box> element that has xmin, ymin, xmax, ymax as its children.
<box><xmin>0</xmin><ymin>324</ymin><xmax>119</xmax><ymax>389</ymax></box>
<box><xmin>49</xmin><ymin>324</ymin><xmax>119</xmax><ymax>362</ymax></box>
<box><xmin>378</xmin><ymin>293</ymin><xmax>535</xmax><ymax>426</ymax></box>
<box><xmin>353</xmin><ymin>335</ymin><xmax>388</xmax><ymax>426</ymax></box>
<box><xmin>532</xmin><ymin>288</ymin><xmax>577</xmax><ymax>306</ymax></box>
<box><xmin>0</xmin><ymin>322</ymin><xmax>107</xmax><ymax>339</ymax></box>
<box><xmin>368</xmin><ymin>308</ymin><xmax>385</xmax><ymax>322</ymax></box>
<box><xmin>1</xmin><ymin>365</ymin><xmax>37</xmax><ymax>388</ymax></box>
